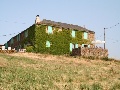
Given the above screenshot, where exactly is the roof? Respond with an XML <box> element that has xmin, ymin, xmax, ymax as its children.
<box><xmin>37</xmin><ymin>19</ymin><xmax>95</xmax><ymax>33</ymax></box>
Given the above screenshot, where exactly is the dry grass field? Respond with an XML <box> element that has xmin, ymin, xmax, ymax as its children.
<box><xmin>0</xmin><ymin>53</ymin><xmax>120</xmax><ymax>90</ymax></box>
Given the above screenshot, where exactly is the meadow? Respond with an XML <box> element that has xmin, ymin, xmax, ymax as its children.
<box><xmin>0</xmin><ymin>53</ymin><xmax>120</xmax><ymax>90</ymax></box>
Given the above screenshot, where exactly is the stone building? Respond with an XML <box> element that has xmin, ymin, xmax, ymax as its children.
<box><xmin>4</xmin><ymin>15</ymin><xmax>98</xmax><ymax>55</ymax></box>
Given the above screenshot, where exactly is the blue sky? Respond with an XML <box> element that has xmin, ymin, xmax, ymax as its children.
<box><xmin>0</xmin><ymin>0</ymin><xmax>120</xmax><ymax>59</ymax></box>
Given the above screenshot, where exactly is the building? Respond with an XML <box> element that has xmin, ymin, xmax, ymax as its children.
<box><xmin>5</xmin><ymin>15</ymin><xmax>95</xmax><ymax>55</ymax></box>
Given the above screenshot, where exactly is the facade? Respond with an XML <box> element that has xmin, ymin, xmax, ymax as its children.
<box><xmin>5</xmin><ymin>15</ymin><xmax>95</xmax><ymax>54</ymax></box>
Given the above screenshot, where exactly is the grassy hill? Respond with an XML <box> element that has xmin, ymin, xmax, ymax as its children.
<box><xmin>0</xmin><ymin>53</ymin><xmax>120</xmax><ymax>90</ymax></box>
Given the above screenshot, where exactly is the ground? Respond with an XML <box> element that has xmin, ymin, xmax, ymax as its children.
<box><xmin>0</xmin><ymin>53</ymin><xmax>120</xmax><ymax>90</ymax></box>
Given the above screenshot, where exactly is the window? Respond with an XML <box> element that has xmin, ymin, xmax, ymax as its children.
<box><xmin>47</xmin><ymin>26</ymin><xmax>53</xmax><ymax>34</ymax></box>
<box><xmin>82</xmin><ymin>44</ymin><xmax>88</xmax><ymax>48</ymax></box>
<box><xmin>70</xmin><ymin>43</ymin><xmax>78</xmax><ymax>51</ymax></box>
<box><xmin>84</xmin><ymin>32</ymin><xmax>88</xmax><ymax>39</ymax></box>
<box><xmin>72</xmin><ymin>30</ymin><xmax>75</xmax><ymax>37</ymax></box>
<box><xmin>46</xmin><ymin>41</ymin><xmax>50</xmax><ymax>47</ymax></box>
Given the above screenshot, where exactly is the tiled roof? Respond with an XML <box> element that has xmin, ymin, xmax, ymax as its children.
<box><xmin>38</xmin><ymin>19</ymin><xmax>95</xmax><ymax>33</ymax></box>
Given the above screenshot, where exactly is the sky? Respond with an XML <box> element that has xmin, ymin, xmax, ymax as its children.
<box><xmin>0</xmin><ymin>0</ymin><xmax>120</xmax><ymax>59</ymax></box>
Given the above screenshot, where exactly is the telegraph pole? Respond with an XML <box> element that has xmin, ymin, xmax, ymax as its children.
<box><xmin>103</xmin><ymin>23</ymin><xmax>119</xmax><ymax>49</ymax></box>
<box><xmin>104</xmin><ymin>28</ymin><xmax>105</xmax><ymax>49</ymax></box>
<box><xmin>104</xmin><ymin>28</ymin><xmax>108</xmax><ymax>49</ymax></box>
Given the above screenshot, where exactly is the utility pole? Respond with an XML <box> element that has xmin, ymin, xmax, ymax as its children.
<box><xmin>104</xmin><ymin>28</ymin><xmax>108</xmax><ymax>49</ymax></box>
<box><xmin>104</xmin><ymin>28</ymin><xmax>105</xmax><ymax>49</ymax></box>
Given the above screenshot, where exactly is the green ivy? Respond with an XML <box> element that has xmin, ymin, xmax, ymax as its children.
<box><xmin>35</xmin><ymin>25</ymin><xmax>47</xmax><ymax>53</ymax></box>
<box><xmin>20</xmin><ymin>24</ymin><xmax>89</xmax><ymax>54</ymax></box>
<box><xmin>34</xmin><ymin>25</ymin><xmax>89</xmax><ymax>55</ymax></box>
<box><xmin>20</xmin><ymin>25</ymin><xmax>35</xmax><ymax>49</ymax></box>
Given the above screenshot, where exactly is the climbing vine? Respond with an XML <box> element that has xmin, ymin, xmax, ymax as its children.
<box><xmin>34</xmin><ymin>25</ymin><xmax>89</xmax><ymax>55</ymax></box>
<box><xmin>6</xmin><ymin>23</ymin><xmax>90</xmax><ymax>55</ymax></box>
<box><xmin>20</xmin><ymin>24</ymin><xmax>36</xmax><ymax>49</ymax></box>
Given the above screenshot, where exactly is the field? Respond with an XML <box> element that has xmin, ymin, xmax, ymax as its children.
<box><xmin>0</xmin><ymin>53</ymin><xmax>120</xmax><ymax>90</ymax></box>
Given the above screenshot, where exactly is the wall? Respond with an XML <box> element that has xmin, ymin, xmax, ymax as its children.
<box><xmin>5</xmin><ymin>24</ymin><xmax>35</xmax><ymax>50</ymax></box>
<box><xmin>5</xmin><ymin>24</ymin><xmax>95</xmax><ymax>55</ymax></box>
<box><xmin>72</xmin><ymin>47</ymin><xmax>108</xmax><ymax>58</ymax></box>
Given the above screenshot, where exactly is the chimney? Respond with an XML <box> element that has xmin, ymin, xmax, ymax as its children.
<box><xmin>35</xmin><ymin>15</ymin><xmax>40</xmax><ymax>24</ymax></box>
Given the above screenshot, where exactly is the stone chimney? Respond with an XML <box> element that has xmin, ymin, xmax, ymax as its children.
<box><xmin>35</xmin><ymin>15</ymin><xmax>40</xmax><ymax>24</ymax></box>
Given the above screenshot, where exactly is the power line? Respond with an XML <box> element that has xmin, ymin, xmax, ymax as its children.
<box><xmin>104</xmin><ymin>22</ymin><xmax>120</xmax><ymax>49</ymax></box>
<box><xmin>105</xmin><ymin>23</ymin><xmax>119</xmax><ymax>29</ymax></box>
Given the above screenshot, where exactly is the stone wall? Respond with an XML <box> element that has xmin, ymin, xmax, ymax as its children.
<box><xmin>72</xmin><ymin>47</ymin><xmax>108</xmax><ymax>58</ymax></box>
<box><xmin>88</xmin><ymin>32</ymin><xmax>95</xmax><ymax>41</ymax></box>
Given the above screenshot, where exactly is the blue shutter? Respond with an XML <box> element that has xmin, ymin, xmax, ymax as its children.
<box><xmin>70</xmin><ymin>43</ymin><xmax>73</xmax><ymax>51</ymax></box>
<box><xmin>46</xmin><ymin>41</ymin><xmax>50</xmax><ymax>47</ymax></box>
<box><xmin>75</xmin><ymin>44</ymin><xmax>78</xmax><ymax>48</ymax></box>
<box><xmin>84</xmin><ymin>32</ymin><xmax>88</xmax><ymax>39</ymax></box>
<box><xmin>72</xmin><ymin>30</ymin><xmax>75</xmax><ymax>37</ymax></box>
<box><xmin>48</xmin><ymin>26</ymin><xmax>53</xmax><ymax>34</ymax></box>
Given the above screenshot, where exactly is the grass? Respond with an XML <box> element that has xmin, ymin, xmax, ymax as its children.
<box><xmin>0</xmin><ymin>53</ymin><xmax>120</xmax><ymax>90</ymax></box>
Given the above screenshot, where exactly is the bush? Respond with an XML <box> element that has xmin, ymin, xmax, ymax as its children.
<box><xmin>101</xmin><ymin>57</ymin><xmax>114</xmax><ymax>61</ymax></box>
<box><xmin>26</xmin><ymin>46</ymin><xmax>34</xmax><ymax>52</ymax></box>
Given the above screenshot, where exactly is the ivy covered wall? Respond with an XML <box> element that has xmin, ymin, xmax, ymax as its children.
<box><xmin>5</xmin><ymin>23</ymin><xmax>90</xmax><ymax>55</ymax></box>
<box><xmin>34</xmin><ymin>25</ymin><xmax>89</xmax><ymax>55</ymax></box>
<box><xmin>21</xmin><ymin>25</ymin><xmax>36</xmax><ymax>48</ymax></box>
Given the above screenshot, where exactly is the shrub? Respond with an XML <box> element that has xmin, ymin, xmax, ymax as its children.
<box><xmin>26</xmin><ymin>46</ymin><xmax>34</xmax><ymax>52</ymax></box>
<box><xmin>101</xmin><ymin>57</ymin><xmax>114</xmax><ymax>61</ymax></box>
